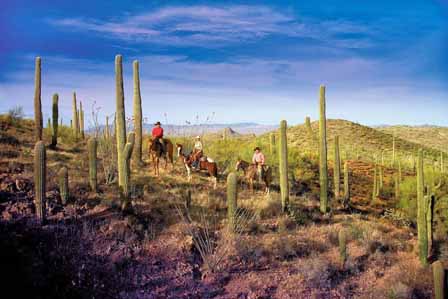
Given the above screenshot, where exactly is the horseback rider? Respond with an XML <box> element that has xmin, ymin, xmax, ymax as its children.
<box><xmin>152</xmin><ymin>121</ymin><xmax>165</xmax><ymax>154</ymax></box>
<box><xmin>192</xmin><ymin>136</ymin><xmax>203</xmax><ymax>170</ymax></box>
<box><xmin>252</xmin><ymin>147</ymin><xmax>265</xmax><ymax>182</ymax></box>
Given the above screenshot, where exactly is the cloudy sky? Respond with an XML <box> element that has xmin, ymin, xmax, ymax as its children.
<box><xmin>0</xmin><ymin>0</ymin><xmax>447</xmax><ymax>127</ymax></box>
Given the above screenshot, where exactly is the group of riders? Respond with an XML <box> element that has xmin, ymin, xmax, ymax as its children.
<box><xmin>151</xmin><ymin>121</ymin><xmax>267</xmax><ymax>178</ymax></box>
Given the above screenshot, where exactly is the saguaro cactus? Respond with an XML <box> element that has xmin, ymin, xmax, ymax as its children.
<box><xmin>417</xmin><ymin>148</ymin><xmax>428</xmax><ymax>265</ymax></box>
<box><xmin>58</xmin><ymin>166</ymin><xmax>69</xmax><ymax>204</ymax></box>
<box><xmin>334</xmin><ymin>136</ymin><xmax>341</xmax><ymax>199</ymax></box>
<box><xmin>279</xmin><ymin>120</ymin><xmax>289</xmax><ymax>212</ymax></box>
<box><xmin>80</xmin><ymin>101</ymin><xmax>85</xmax><ymax>139</ymax></box>
<box><xmin>338</xmin><ymin>229</ymin><xmax>347</xmax><ymax>268</ymax></box>
<box><xmin>34</xmin><ymin>57</ymin><xmax>43</xmax><ymax>141</ymax></box>
<box><xmin>391</xmin><ymin>135</ymin><xmax>396</xmax><ymax>167</ymax></box>
<box><xmin>47</xmin><ymin>118</ymin><xmax>51</xmax><ymax>129</ymax></box>
<box><xmin>227</xmin><ymin>172</ymin><xmax>238</xmax><ymax>231</ymax></box>
<box><xmin>343</xmin><ymin>161</ymin><xmax>350</xmax><ymax>207</ymax></box>
<box><xmin>34</xmin><ymin>141</ymin><xmax>46</xmax><ymax>223</ymax></box>
<box><xmin>372</xmin><ymin>161</ymin><xmax>378</xmax><ymax>202</ymax></box>
<box><xmin>72</xmin><ymin>92</ymin><xmax>79</xmax><ymax>139</ymax></box>
<box><xmin>132</xmin><ymin>60</ymin><xmax>143</xmax><ymax>166</ymax></box>
<box><xmin>319</xmin><ymin>85</ymin><xmax>329</xmax><ymax>213</ymax></box>
<box><xmin>105</xmin><ymin>116</ymin><xmax>110</xmax><ymax>138</ymax></box>
<box><xmin>115</xmin><ymin>55</ymin><xmax>135</xmax><ymax>198</ymax></box>
<box><xmin>432</xmin><ymin>260</ymin><xmax>445</xmax><ymax>299</ymax></box>
<box><xmin>51</xmin><ymin>93</ymin><xmax>59</xmax><ymax>148</ymax></box>
<box><xmin>88</xmin><ymin>138</ymin><xmax>98</xmax><ymax>192</ymax></box>
<box><xmin>270</xmin><ymin>133</ymin><xmax>276</xmax><ymax>155</ymax></box>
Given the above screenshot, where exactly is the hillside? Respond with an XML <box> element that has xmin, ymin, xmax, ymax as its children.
<box><xmin>378</xmin><ymin>125</ymin><xmax>448</xmax><ymax>153</ymax></box>
<box><xmin>282</xmin><ymin>119</ymin><xmax>441</xmax><ymax>163</ymax></box>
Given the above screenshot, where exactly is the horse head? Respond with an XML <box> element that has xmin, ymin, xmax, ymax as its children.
<box><xmin>235</xmin><ymin>159</ymin><xmax>244</xmax><ymax>171</ymax></box>
<box><xmin>176</xmin><ymin>143</ymin><xmax>183</xmax><ymax>157</ymax></box>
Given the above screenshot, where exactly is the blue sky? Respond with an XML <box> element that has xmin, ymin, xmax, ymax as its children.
<box><xmin>0</xmin><ymin>0</ymin><xmax>447</xmax><ymax>127</ymax></box>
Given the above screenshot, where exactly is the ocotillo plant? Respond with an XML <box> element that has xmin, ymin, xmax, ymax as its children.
<box><xmin>343</xmin><ymin>161</ymin><xmax>350</xmax><ymax>208</ymax></box>
<box><xmin>338</xmin><ymin>229</ymin><xmax>347</xmax><ymax>269</ymax></box>
<box><xmin>72</xmin><ymin>92</ymin><xmax>79</xmax><ymax>139</ymax></box>
<box><xmin>88</xmin><ymin>138</ymin><xmax>98</xmax><ymax>192</ymax></box>
<box><xmin>34</xmin><ymin>141</ymin><xmax>46</xmax><ymax>223</ymax></box>
<box><xmin>34</xmin><ymin>57</ymin><xmax>43</xmax><ymax>141</ymax></box>
<box><xmin>334</xmin><ymin>136</ymin><xmax>341</xmax><ymax>200</ymax></box>
<box><xmin>279</xmin><ymin>120</ymin><xmax>289</xmax><ymax>212</ymax></box>
<box><xmin>227</xmin><ymin>172</ymin><xmax>237</xmax><ymax>232</ymax></box>
<box><xmin>80</xmin><ymin>101</ymin><xmax>85</xmax><ymax>139</ymax></box>
<box><xmin>270</xmin><ymin>133</ymin><xmax>276</xmax><ymax>155</ymax></box>
<box><xmin>417</xmin><ymin>148</ymin><xmax>428</xmax><ymax>266</ymax></box>
<box><xmin>58</xmin><ymin>166</ymin><xmax>69</xmax><ymax>204</ymax></box>
<box><xmin>432</xmin><ymin>260</ymin><xmax>445</xmax><ymax>299</ymax></box>
<box><xmin>319</xmin><ymin>85</ymin><xmax>329</xmax><ymax>213</ymax></box>
<box><xmin>51</xmin><ymin>93</ymin><xmax>59</xmax><ymax>148</ymax></box>
<box><xmin>133</xmin><ymin>60</ymin><xmax>143</xmax><ymax>166</ymax></box>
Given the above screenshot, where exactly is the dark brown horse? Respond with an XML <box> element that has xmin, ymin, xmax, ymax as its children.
<box><xmin>176</xmin><ymin>143</ymin><xmax>218</xmax><ymax>189</ymax></box>
<box><xmin>148</xmin><ymin>138</ymin><xmax>174</xmax><ymax>176</ymax></box>
<box><xmin>235</xmin><ymin>159</ymin><xmax>272</xmax><ymax>193</ymax></box>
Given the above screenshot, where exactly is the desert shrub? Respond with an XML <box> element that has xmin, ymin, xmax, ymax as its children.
<box><xmin>98</xmin><ymin>135</ymin><xmax>117</xmax><ymax>185</ymax></box>
<box><xmin>7</xmin><ymin>105</ymin><xmax>24</xmax><ymax>126</ymax></box>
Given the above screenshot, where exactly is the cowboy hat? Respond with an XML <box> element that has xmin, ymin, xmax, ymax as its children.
<box><xmin>195</xmin><ymin>135</ymin><xmax>201</xmax><ymax>139</ymax></box>
<box><xmin>254</xmin><ymin>147</ymin><xmax>261</xmax><ymax>151</ymax></box>
<box><xmin>154</xmin><ymin>121</ymin><xmax>161</xmax><ymax>126</ymax></box>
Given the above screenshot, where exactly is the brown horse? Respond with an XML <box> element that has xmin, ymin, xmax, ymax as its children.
<box><xmin>235</xmin><ymin>159</ymin><xmax>272</xmax><ymax>193</ymax></box>
<box><xmin>176</xmin><ymin>143</ymin><xmax>218</xmax><ymax>189</ymax></box>
<box><xmin>148</xmin><ymin>138</ymin><xmax>174</xmax><ymax>176</ymax></box>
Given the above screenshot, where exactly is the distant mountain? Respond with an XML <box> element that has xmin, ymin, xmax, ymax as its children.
<box><xmin>141</xmin><ymin>122</ymin><xmax>277</xmax><ymax>136</ymax></box>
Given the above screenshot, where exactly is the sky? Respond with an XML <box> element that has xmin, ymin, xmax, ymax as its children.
<box><xmin>0</xmin><ymin>0</ymin><xmax>447</xmax><ymax>127</ymax></box>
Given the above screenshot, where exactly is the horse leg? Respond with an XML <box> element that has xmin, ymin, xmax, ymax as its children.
<box><xmin>213</xmin><ymin>176</ymin><xmax>217</xmax><ymax>190</ymax></box>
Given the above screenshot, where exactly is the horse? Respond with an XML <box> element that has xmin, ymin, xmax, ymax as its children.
<box><xmin>148</xmin><ymin>138</ymin><xmax>174</xmax><ymax>176</ymax></box>
<box><xmin>176</xmin><ymin>143</ymin><xmax>218</xmax><ymax>189</ymax></box>
<box><xmin>235</xmin><ymin>159</ymin><xmax>272</xmax><ymax>193</ymax></box>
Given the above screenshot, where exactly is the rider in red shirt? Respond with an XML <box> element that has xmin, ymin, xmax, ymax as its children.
<box><xmin>152</xmin><ymin>122</ymin><xmax>165</xmax><ymax>153</ymax></box>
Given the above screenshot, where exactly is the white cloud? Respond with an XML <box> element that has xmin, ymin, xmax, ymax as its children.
<box><xmin>48</xmin><ymin>5</ymin><xmax>372</xmax><ymax>48</ymax></box>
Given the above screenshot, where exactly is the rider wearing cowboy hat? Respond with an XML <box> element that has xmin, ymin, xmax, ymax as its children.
<box><xmin>252</xmin><ymin>146</ymin><xmax>265</xmax><ymax>182</ymax></box>
<box><xmin>192</xmin><ymin>136</ymin><xmax>203</xmax><ymax>170</ymax></box>
<box><xmin>152</xmin><ymin>121</ymin><xmax>166</xmax><ymax>153</ymax></box>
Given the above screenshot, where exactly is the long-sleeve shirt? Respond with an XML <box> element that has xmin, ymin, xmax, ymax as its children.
<box><xmin>152</xmin><ymin>127</ymin><xmax>164</xmax><ymax>138</ymax></box>
<box><xmin>252</xmin><ymin>152</ymin><xmax>265</xmax><ymax>165</ymax></box>
<box><xmin>194</xmin><ymin>141</ymin><xmax>203</xmax><ymax>151</ymax></box>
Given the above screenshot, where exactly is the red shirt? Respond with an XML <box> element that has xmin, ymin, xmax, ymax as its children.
<box><xmin>152</xmin><ymin>127</ymin><xmax>164</xmax><ymax>138</ymax></box>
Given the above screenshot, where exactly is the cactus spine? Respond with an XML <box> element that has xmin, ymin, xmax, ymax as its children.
<box><xmin>132</xmin><ymin>60</ymin><xmax>143</xmax><ymax>166</ymax></box>
<box><xmin>343</xmin><ymin>161</ymin><xmax>350</xmax><ymax>207</ymax></box>
<box><xmin>80</xmin><ymin>101</ymin><xmax>85</xmax><ymax>139</ymax></box>
<box><xmin>338</xmin><ymin>229</ymin><xmax>347</xmax><ymax>268</ymax></box>
<box><xmin>319</xmin><ymin>85</ymin><xmax>328</xmax><ymax>213</ymax></box>
<box><xmin>432</xmin><ymin>260</ymin><xmax>445</xmax><ymax>299</ymax></box>
<box><xmin>34</xmin><ymin>141</ymin><xmax>46</xmax><ymax>223</ymax></box>
<box><xmin>115</xmin><ymin>55</ymin><xmax>135</xmax><ymax>199</ymax></box>
<box><xmin>34</xmin><ymin>57</ymin><xmax>43</xmax><ymax>141</ymax></box>
<box><xmin>88</xmin><ymin>138</ymin><xmax>98</xmax><ymax>192</ymax></box>
<box><xmin>58</xmin><ymin>166</ymin><xmax>69</xmax><ymax>204</ymax></box>
<box><xmin>270</xmin><ymin>133</ymin><xmax>276</xmax><ymax>155</ymax></box>
<box><xmin>334</xmin><ymin>136</ymin><xmax>341</xmax><ymax>200</ymax></box>
<box><xmin>279</xmin><ymin>120</ymin><xmax>289</xmax><ymax>212</ymax></box>
<box><xmin>72</xmin><ymin>92</ymin><xmax>79</xmax><ymax>139</ymax></box>
<box><xmin>51</xmin><ymin>93</ymin><xmax>59</xmax><ymax>148</ymax></box>
<box><xmin>417</xmin><ymin>148</ymin><xmax>428</xmax><ymax>265</ymax></box>
<box><xmin>227</xmin><ymin>172</ymin><xmax>238</xmax><ymax>231</ymax></box>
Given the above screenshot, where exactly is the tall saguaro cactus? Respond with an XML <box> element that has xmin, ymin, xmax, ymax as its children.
<box><xmin>417</xmin><ymin>148</ymin><xmax>428</xmax><ymax>265</ymax></box>
<box><xmin>34</xmin><ymin>141</ymin><xmax>46</xmax><ymax>223</ymax></box>
<box><xmin>51</xmin><ymin>93</ymin><xmax>59</xmax><ymax>148</ymax></box>
<box><xmin>319</xmin><ymin>85</ymin><xmax>329</xmax><ymax>213</ymax></box>
<box><xmin>133</xmin><ymin>60</ymin><xmax>143</xmax><ymax>165</ymax></box>
<box><xmin>227</xmin><ymin>172</ymin><xmax>238</xmax><ymax>231</ymax></box>
<box><xmin>34</xmin><ymin>57</ymin><xmax>43</xmax><ymax>141</ymax></box>
<box><xmin>80</xmin><ymin>101</ymin><xmax>85</xmax><ymax>139</ymax></box>
<box><xmin>115</xmin><ymin>55</ymin><xmax>135</xmax><ymax>199</ymax></box>
<box><xmin>58</xmin><ymin>166</ymin><xmax>69</xmax><ymax>204</ymax></box>
<box><xmin>334</xmin><ymin>136</ymin><xmax>341</xmax><ymax>199</ymax></box>
<box><xmin>343</xmin><ymin>161</ymin><xmax>350</xmax><ymax>207</ymax></box>
<box><xmin>270</xmin><ymin>133</ymin><xmax>276</xmax><ymax>155</ymax></box>
<box><xmin>88</xmin><ymin>138</ymin><xmax>98</xmax><ymax>192</ymax></box>
<box><xmin>279</xmin><ymin>120</ymin><xmax>289</xmax><ymax>212</ymax></box>
<box><xmin>72</xmin><ymin>92</ymin><xmax>79</xmax><ymax>139</ymax></box>
<box><xmin>432</xmin><ymin>260</ymin><xmax>446</xmax><ymax>299</ymax></box>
